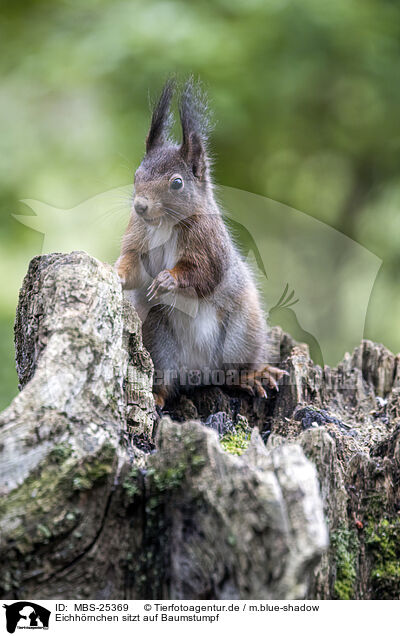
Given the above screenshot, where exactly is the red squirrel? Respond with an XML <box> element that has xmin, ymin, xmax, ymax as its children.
<box><xmin>116</xmin><ymin>79</ymin><xmax>286</xmax><ymax>408</ymax></box>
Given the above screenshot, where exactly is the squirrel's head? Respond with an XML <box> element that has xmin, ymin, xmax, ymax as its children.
<box><xmin>133</xmin><ymin>78</ymin><xmax>213</xmax><ymax>226</ymax></box>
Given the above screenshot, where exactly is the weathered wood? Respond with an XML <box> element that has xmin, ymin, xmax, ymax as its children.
<box><xmin>0</xmin><ymin>252</ymin><xmax>328</xmax><ymax>600</ymax></box>
<box><xmin>1</xmin><ymin>251</ymin><xmax>399</xmax><ymax>599</ymax></box>
<box><xmin>167</xmin><ymin>330</ymin><xmax>400</xmax><ymax>599</ymax></box>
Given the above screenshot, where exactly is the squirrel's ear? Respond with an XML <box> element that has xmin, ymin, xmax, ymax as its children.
<box><xmin>146</xmin><ymin>80</ymin><xmax>174</xmax><ymax>153</ymax></box>
<box><xmin>179</xmin><ymin>78</ymin><xmax>210</xmax><ymax>180</ymax></box>
<box><xmin>180</xmin><ymin>131</ymin><xmax>207</xmax><ymax>179</ymax></box>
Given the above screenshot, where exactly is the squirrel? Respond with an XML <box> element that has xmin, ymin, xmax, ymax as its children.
<box><xmin>116</xmin><ymin>78</ymin><xmax>286</xmax><ymax>408</ymax></box>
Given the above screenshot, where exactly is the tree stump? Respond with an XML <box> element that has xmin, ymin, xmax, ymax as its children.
<box><xmin>1</xmin><ymin>251</ymin><xmax>399</xmax><ymax>599</ymax></box>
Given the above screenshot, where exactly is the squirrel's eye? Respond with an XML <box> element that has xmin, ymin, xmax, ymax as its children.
<box><xmin>170</xmin><ymin>177</ymin><xmax>183</xmax><ymax>191</ymax></box>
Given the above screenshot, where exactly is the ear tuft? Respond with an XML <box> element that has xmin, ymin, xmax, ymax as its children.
<box><xmin>146</xmin><ymin>79</ymin><xmax>175</xmax><ymax>153</ymax></box>
<box><xmin>179</xmin><ymin>77</ymin><xmax>212</xmax><ymax>179</ymax></box>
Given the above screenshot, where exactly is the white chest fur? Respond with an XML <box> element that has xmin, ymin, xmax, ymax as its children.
<box><xmin>130</xmin><ymin>221</ymin><xmax>221</xmax><ymax>370</ymax></box>
<box><xmin>145</xmin><ymin>223</ymin><xmax>177</xmax><ymax>276</ymax></box>
<box><xmin>170</xmin><ymin>300</ymin><xmax>220</xmax><ymax>369</ymax></box>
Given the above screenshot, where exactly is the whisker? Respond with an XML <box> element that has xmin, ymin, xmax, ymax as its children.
<box><xmin>96</xmin><ymin>203</ymin><xmax>131</xmax><ymax>223</ymax></box>
<box><xmin>164</xmin><ymin>207</ymin><xmax>191</xmax><ymax>230</ymax></box>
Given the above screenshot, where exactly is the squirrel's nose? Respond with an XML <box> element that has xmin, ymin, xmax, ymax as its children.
<box><xmin>134</xmin><ymin>198</ymin><xmax>148</xmax><ymax>216</ymax></box>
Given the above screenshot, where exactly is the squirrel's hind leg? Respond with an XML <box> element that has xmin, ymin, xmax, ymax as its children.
<box><xmin>153</xmin><ymin>385</ymin><xmax>170</xmax><ymax>410</ymax></box>
<box><xmin>142</xmin><ymin>308</ymin><xmax>180</xmax><ymax>412</ymax></box>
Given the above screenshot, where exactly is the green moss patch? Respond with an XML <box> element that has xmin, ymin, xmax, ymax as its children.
<box><xmin>366</xmin><ymin>518</ymin><xmax>400</xmax><ymax>599</ymax></box>
<box><xmin>0</xmin><ymin>441</ymin><xmax>117</xmax><ymax>547</ymax></box>
<box><xmin>220</xmin><ymin>419</ymin><xmax>251</xmax><ymax>456</ymax></box>
<box><xmin>331</xmin><ymin>526</ymin><xmax>358</xmax><ymax>600</ymax></box>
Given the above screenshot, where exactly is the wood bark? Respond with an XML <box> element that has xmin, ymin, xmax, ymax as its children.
<box><xmin>1</xmin><ymin>251</ymin><xmax>399</xmax><ymax>599</ymax></box>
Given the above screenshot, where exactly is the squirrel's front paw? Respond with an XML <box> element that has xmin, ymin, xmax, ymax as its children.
<box><xmin>115</xmin><ymin>258</ymin><xmax>128</xmax><ymax>288</ymax></box>
<box><xmin>147</xmin><ymin>270</ymin><xmax>177</xmax><ymax>301</ymax></box>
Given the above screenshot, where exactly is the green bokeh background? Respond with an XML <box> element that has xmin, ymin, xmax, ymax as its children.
<box><xmin>1</xmin><ymin>0</ymin><xmax>400</xmax><ymax>410</ymax></box>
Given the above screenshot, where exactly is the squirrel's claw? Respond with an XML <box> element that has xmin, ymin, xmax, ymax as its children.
<box><xmin>147</xmin><ymin>284</ymin><xmax>157</xmax><ymax>301</ymax></box>
<box><xmin>260</xmin><ymin>365</ymin><xmax>289</xmax><ymax>392</ymax></box>
<box><xmin>239</xmin><ymin>366</ymin><xmax>288</xmax><ymax>399</ymax></box>
<box><xmin>240</xmin><ymin>380</ymin><xmax>268</xmax><ymax>399</ymax></box>
<box><xmin>147</xmin><ymin>269</ymin><xmax>177</xmax><ymax>301</ymax></box>
<box><xmin>254</xmin><ymin>380</ymin><xmax>268</xmax><ymax>399</ymax></box>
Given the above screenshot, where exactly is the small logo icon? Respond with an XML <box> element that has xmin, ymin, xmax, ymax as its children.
<box><xmin>3</xmin><ymin>603</ymin><xmax>51</xmax><ymax>634</ymax></box>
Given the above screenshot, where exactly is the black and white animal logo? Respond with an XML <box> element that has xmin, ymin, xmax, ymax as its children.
<box><xmin>3</xmin><ymin>602</ymin><xmax>50</xmax><ymax>634</ymax></box>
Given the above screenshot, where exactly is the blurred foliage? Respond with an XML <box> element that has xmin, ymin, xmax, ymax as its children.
<box><xmin>1</xmin><ymin>0</ymin><xmax>400</xmax><ymax>409</ymax></box>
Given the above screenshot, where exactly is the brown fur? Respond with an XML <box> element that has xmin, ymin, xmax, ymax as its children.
<box><xmin>169</xmin><ymin>215</ymin><xmax>228</xmax><ymax>297</ymax></box>
<box><xmin>116</xmin><ymin>79</ymin><xmax>287</xmax><ymax>407</ymax></box>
